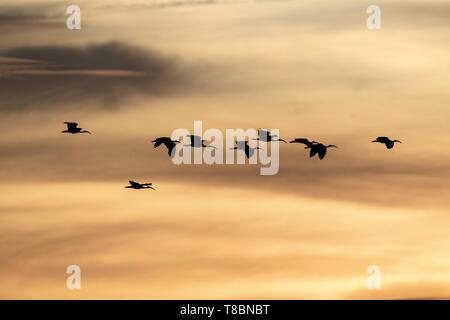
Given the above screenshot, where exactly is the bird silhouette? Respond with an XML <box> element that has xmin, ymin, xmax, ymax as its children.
<box><xmin>152</xmin><ymin>137</ymin><xmax>180</xmax><ymax>157</ymax></box>
<box><xmin>185</xmin><ymin>135</ymin><xmax>215</xmax><ymax>148</ymax></box>
<box><xmin>372</xmin><ymin>136</ymin><xmax>402</xmax><ymax>149</ymax></box>
<box><xmin>62</xmin><ymin>122</ymin><xmax>91</xmax><ymax>134</ymax></box>
<box><xmin>231</xmin><ymin>141</ymin><xmax>262</xmax><ymax>158</ymax></box>
<box><xmin>125</xmin><ymin>180</ymin><xmax>155</xmax><ymax>190</ymax></box>
<box><xmin>308</xmin><ymin>143</ymin><xmax>337</xmax><ymax>160</ymax></box>
<box><xmin>254</xmin><ymin>129</ymin><xmax>287</xmax><ymax>143</ymax></box>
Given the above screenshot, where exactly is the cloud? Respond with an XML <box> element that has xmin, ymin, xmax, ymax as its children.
<box><xmin>1</xmin><ymin>181</ymin><xmax>448</xmax><ymax>299</ymax></box>
<box><xmin>99</xmin><ymin>0</ymin><xmax>295</xmax><ymax>11</ymax></box>
<box><xmin>0</xmin><ymin>4</ymin><xmax>63</xmax><ymax>30</ymax></box>
<box><xmin>0</xmin><ymin>135</ymin><xmax>449</xmax><ymax>209</ymax></box>
<box><xmin>0</xmin><ymin>42</ymin><xmax>198</xmax><ymax>113</ymax></box>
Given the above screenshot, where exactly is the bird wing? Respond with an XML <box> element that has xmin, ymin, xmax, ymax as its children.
<box><xmin>129</xmin><ymin>180</ymin><xmax>140</xmax><ymax>187</ymax></box>
<box><xmin>235</xmin><ymin>141</ymin><xmax>247</xmax><ymax>149</ymax></box>
<box><xmin>153</xmin><ymin>139</ymin><xmax>163</xmax><ymax>147</ymax></box>
<box><xmin>245</xmin><ymin>147</ymin><xmax>253</xmax><ymax>158</ymax></box>
<box><xmin>165</xmin><ymin>141</ymin><xmax>177</xmax><ymax>157</ymax></box>
<box><xmin>258</xmin><ymin>129</ymin><xmax>270</xmax><ymax>140</ymax></box>
<box><xmin>386</xmin><ymin>141</ymin><xmax>395</xmax><ymax>149</ymax></box>
<box><xmin>65</xmin><ymin>122</ymin><xmax>78</xmax><ymax>130</ymax></box>
<box><xmin>291</xmin><ymin>138</ymin><xmax>312</xmax><ymax>146</ymax></box>
<box><xmin>376</xmin><ymin>137</ymin><xmax>390</xmax><ymax>142</ymax></box>
<box><xmin>153</xmin><ymin>137</ymin><xmax>171</xmax><ymax>148</ymax></box>
<box><xmin>318</xmin><ymin>146</ymin><xmax>327</xmax><ymax>159</ymax></box>
<box><xmin>310</xmin><ymin>147</ymin><xmax>318</xmax><ymax>158</ymax></box>
<box><xmin>191</xmin><ymin>135</ymin><xmax>203</xmax><ymax>147</ymax></box>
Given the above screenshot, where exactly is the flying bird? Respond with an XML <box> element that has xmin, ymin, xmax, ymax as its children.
<box><xmin>254</xmin><ymin>129</ymin><xmax>287</xmax><ymax>143</ymax></box>
<box><xmin>62</xmin><ymin>122</ymin><xmax>91</xmax><ymax>134</ymax></box>
<box><xmin>231</xmin><ymin>141</ymin><xmax>262</xmax><ymax>159</ymax></box>
<box><xmin>125</xmin><ymin>180</ymin><xmax>155</xmax><ymax>190</ymax></box>
<box><xmin>152</xmin><ymin>137</ymin><xmax>180</xmax><ymax>157</ymax></box>
<box><xmin>372</xmin><ymin>136</ymin><xmax>402</xmax><ymax>149</ymax></box>
<box><xmin>185</xmin><ymin>135</ymin><xmax>214</xmax><ymax>148</ymax></box>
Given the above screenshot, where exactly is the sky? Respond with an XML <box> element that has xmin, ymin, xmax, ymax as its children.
<box><xmin>0</xmin><ymin>0</ymin><xmax>449</xmax><ymax>299</ymax></box>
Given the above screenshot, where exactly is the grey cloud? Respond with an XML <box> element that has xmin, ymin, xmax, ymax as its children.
<box><xmin>0</xmin><ymin>42</ymin><xmax>199</xmax><ymax>113</ymax></box>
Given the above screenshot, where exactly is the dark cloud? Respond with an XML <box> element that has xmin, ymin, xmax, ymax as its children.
<box><xmin>0</xmin><ymin>42</ymin><xmax>197</xmax><ymax>113</ymax></box>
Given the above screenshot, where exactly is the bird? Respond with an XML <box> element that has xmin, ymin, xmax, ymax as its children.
<box><xmin>125</xmin><ymin>180</ymin><xmax>155</xmax><ymax>190</ymax></box>
<box><xmin>231</xmin><ymin>141</ymin><xmax>262</xmax><ymax>159</ymax></box>
<box><xmin>152</xmin><ymin>137</ymin><xmax>180</xmax><ymax>157</ymax></box>
<box><xmin>62</xmin><ymin>122</ymin><xmax>91</xmax><ymax>134</ymax></box>
<box><xmin>372</xmin><ymin>136</ymin><xmax>402</xmax><ymax>149</ymax></box>
<box><xmin>185</xmin><ymin>135</ymin><xmax>214</xmax><ymax>148</ymax></box>
<box><xmin>254</xmin><ymin>129</ymin><xmax>287</xmax><ymax>143</ymax></box>
<box><xmin>308</xmin><ymin>143</ymin><xmax>337</xmax><ymax>160</ymax></box>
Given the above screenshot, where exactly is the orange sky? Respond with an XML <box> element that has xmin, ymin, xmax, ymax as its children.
<box><xmin>0</xmin><ymin>0</ymin><xmax>449</xmax><ymax>299</ymax></box>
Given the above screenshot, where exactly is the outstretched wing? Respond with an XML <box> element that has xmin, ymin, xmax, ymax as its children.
<box><xmin>385</xmin><ymin>141</ymin><xmax>395</xmax><ymax>149</ymax></box>
<box><xmin>164</xmin><ymin>141</ymin><xmax>177</xmax><ymax>157</ymax></box>
<box><xmin>153</xmin><ymin>137</ymin><xmax>170</xmax><ymax>148</ymax></box>
<box><xmin>245</xmin><ymin>147</ymin><xmax>255</xmax><ymax>159</ymax></box>
<box><xmin>317</xmin><ymin>146</ymin><xmax>327</xmax><ymax>160</ymax></box>
<box><xmin>65</xmin><ymin>122</ymin><xmax>78</xmax><ymax>130</ymax></box>
<box><xmin>129</xmin><ymin>180</ymin><xmax>141</xmax><ymax>187</ymax></box>
<box><xmin>188</xmin><ymin>135</ymin><xmax>203</xmax><ymax>147</ymax></box>
<box><xmin>309</xmin><ymin>147</ymin><xmax>318</xmax><ymax>158</ymax></box>
<box><xmin>375</xmin><ymin>136</ymin><xmax>389</xmax><ymax>143</ymax></box>
<box><xmin>235</xmin><ymin>141</ymin><xmax>247</xmax><ymax>149</ymax></box>
<box><xmin>291</xmin><ymin>138</ymin><xmax>313</xmax><ymax>147</ymax></box>
<box><xmin>153</xmin><ymin>140</ymin><xmax>163</xmax><ymax>148</ymax></box>
<box><xmin>258</xmin><ymin>129</ymin><xmax>270</xmax><ymax>141</ymax></box>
